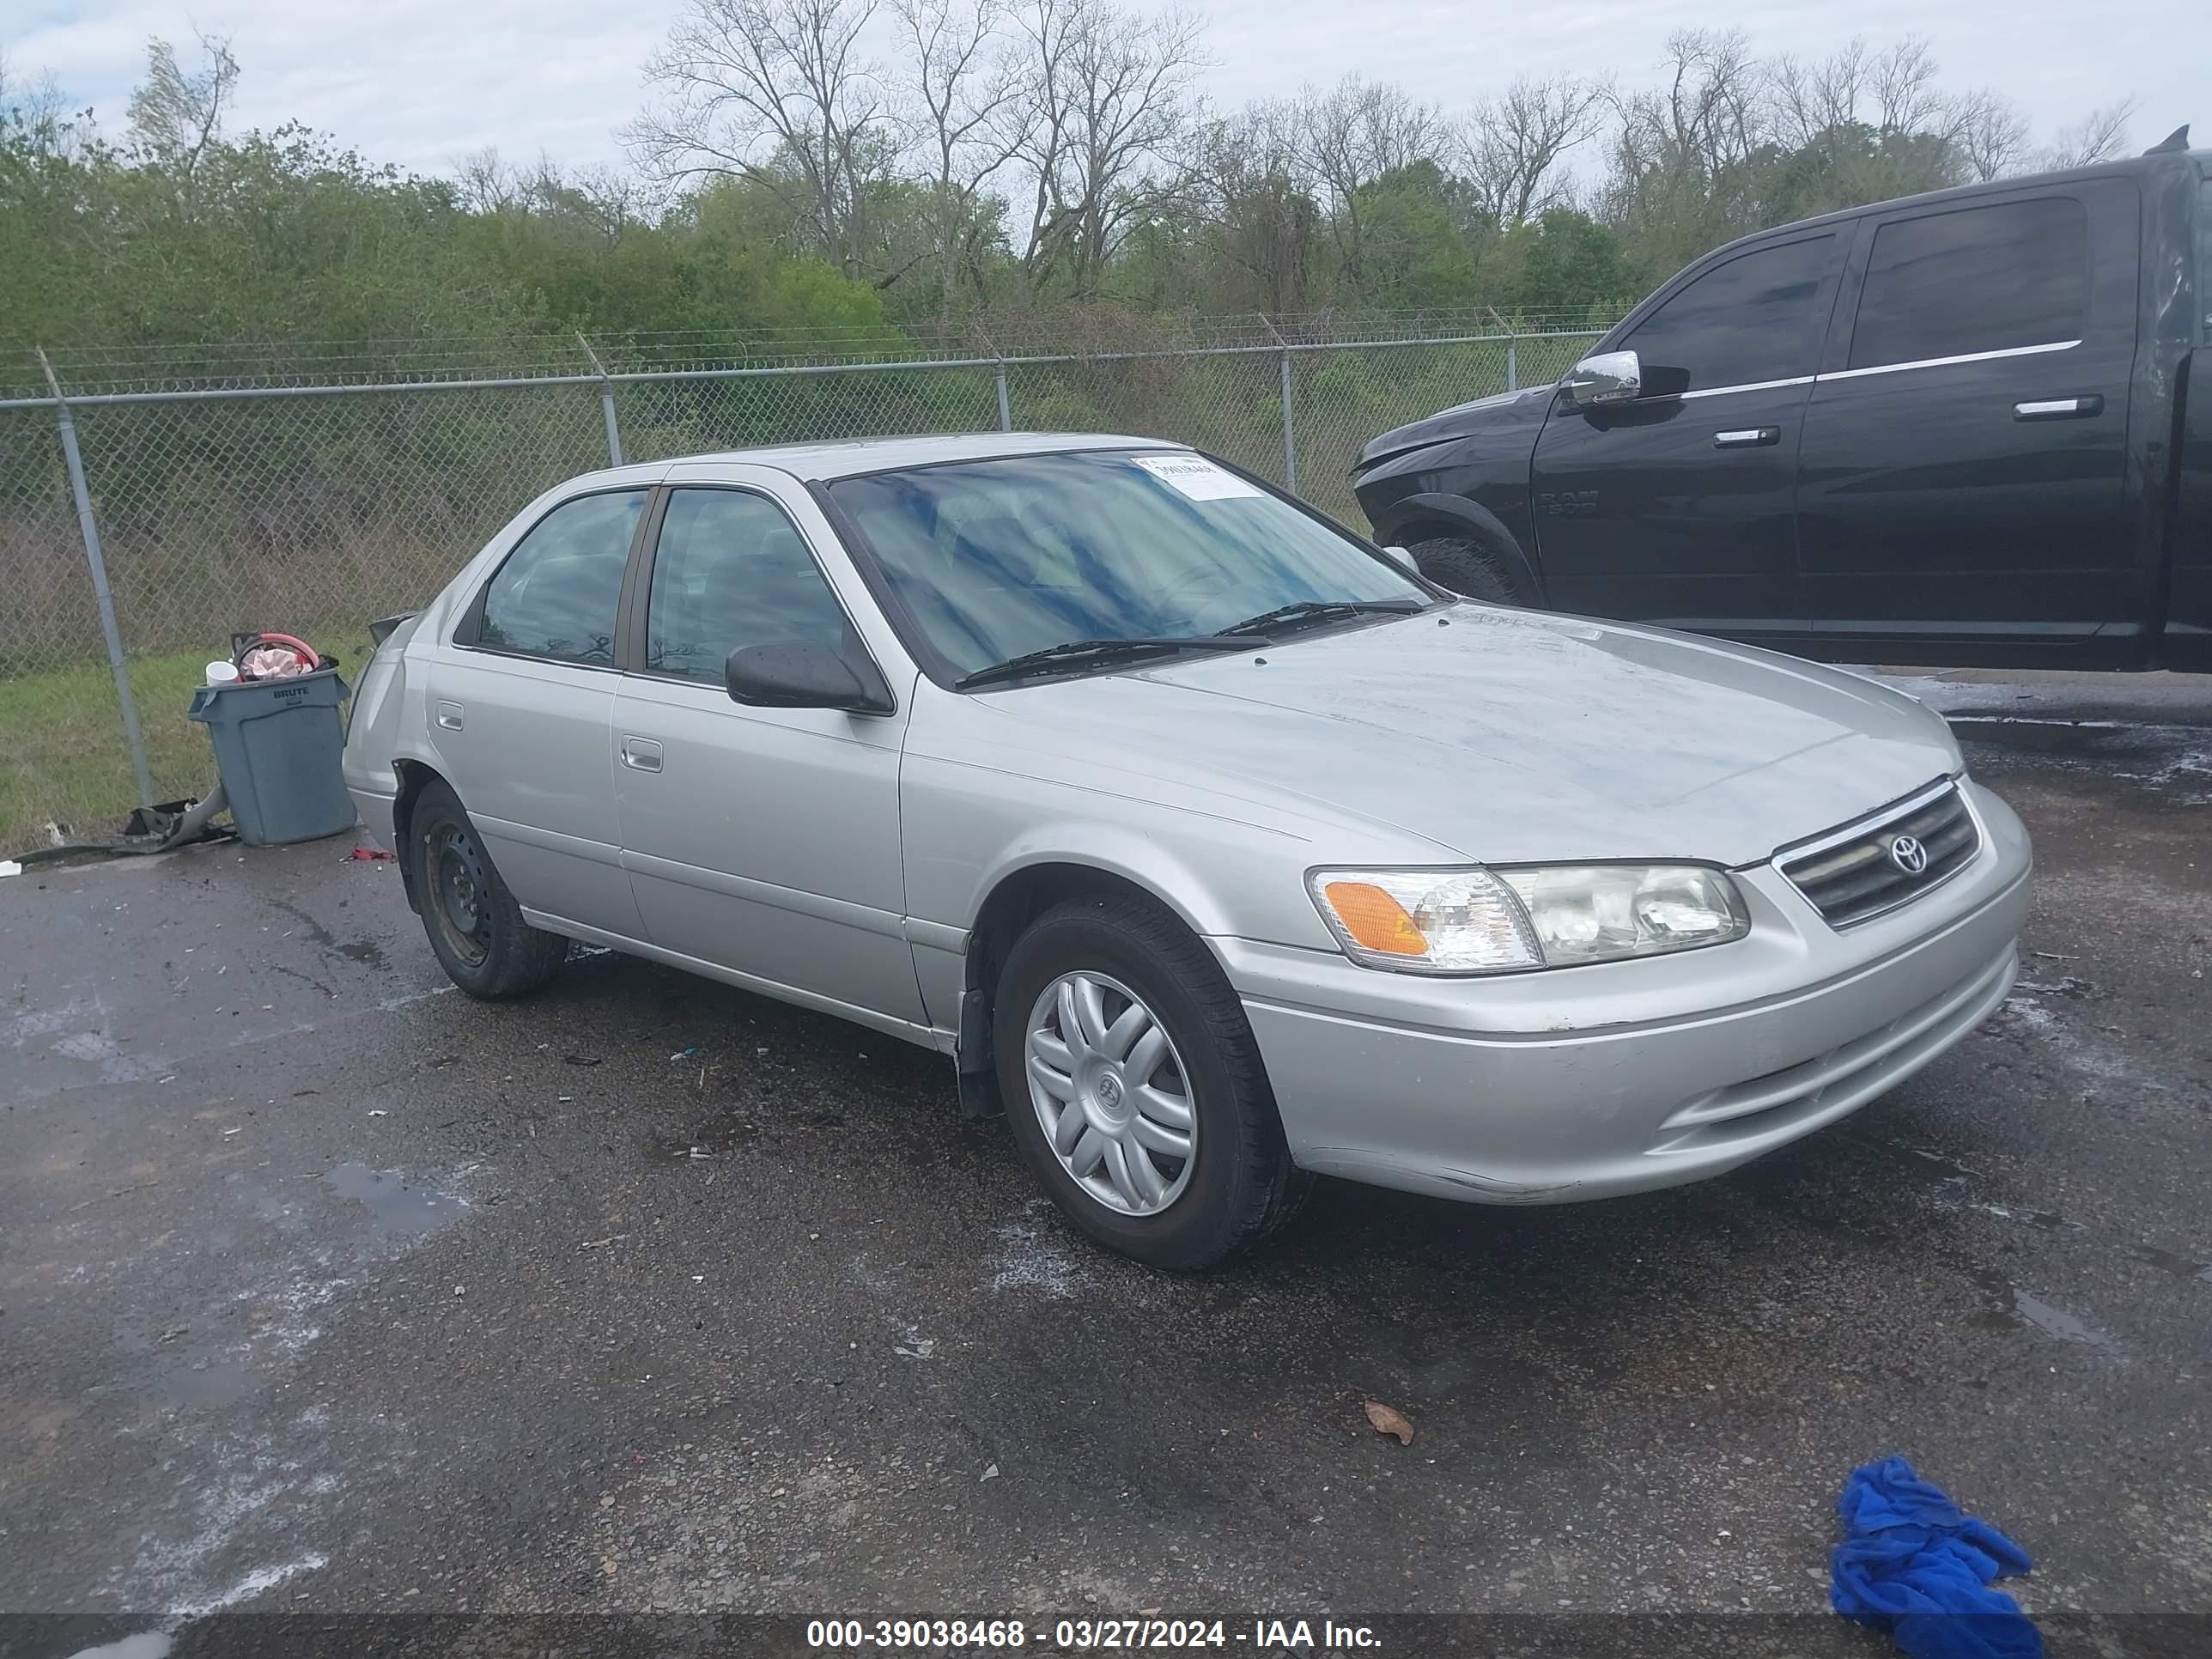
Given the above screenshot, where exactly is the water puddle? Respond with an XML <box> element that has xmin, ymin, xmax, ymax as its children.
<box><xmin>1974</xmin><ymin>1201</ymin><xmax>2081</xmax><ymax>1232</ymax></box>
<box><xmin>63</xmin><ymin>1633</ymin><xmax>173</xmax><ymax>1659</ymax></box>
<box><xmin>1966</xmin><ymin>1267</ymin><xmax>2118</xmax><ymax>1349</ymax></box>
<box><xmin>321</xmin><ymin>1163</ymin><xmax>465</xmax><ymax>1234</ymax></box>
<box><xmin>154</xmin><ymin>1354</ymin><xmax>256</xmax><ymax>1411</ymax></box>
<box><xmin>2131</xmin><ymin>1243</ymin><xmax>2212</xmax><ymax>1283</ymax></box>
<box><xmin>1949</xmin><ymin>717</ymin><xmax>2212</xmax><ymax>803</ymax></box>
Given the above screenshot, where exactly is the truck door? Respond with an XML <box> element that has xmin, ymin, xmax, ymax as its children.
<box><xmin>1797</xmin><ymin>180</ymin><xmax>2141</xmax><ymax>661</ymax></box>
<box><xmin>1528</xmin><ymin>231</ymin><xmax>1844</xmax><ymax>647</ymax></box>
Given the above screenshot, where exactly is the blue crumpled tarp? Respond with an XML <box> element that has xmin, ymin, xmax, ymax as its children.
<box><xmin>1830</xmin><ymin>1456</ymin><xmax>2040</xmax><ymax>1659</ymax></box>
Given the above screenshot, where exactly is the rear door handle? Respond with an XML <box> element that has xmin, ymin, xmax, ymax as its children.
<box><xmin>619</xmin><ymin>737</ymin><xmax>664</xmax><ymax>774</ymax></box>
<box><xmin>1712</xmin><ymin>427</ymin><xmax>1781</xmax><ymax>448</ymax></box>
<box><xmin>434</xmin><ymin>701</ymin><xmax>464</xmax><ymax>731</ymax></box>
<box><xmin>2014</xmin><ymin>395</ymin><xmax>2104</xmax><ymax>421</ymax></box>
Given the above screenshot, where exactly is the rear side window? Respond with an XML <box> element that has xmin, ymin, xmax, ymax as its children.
<box><xmin>1848</xmin><ymin>197</ymin><xmax>2089</xmax><ymax>369</ymax></box>
<box><xmin>1620</xmin><ymin>234</ymin><xmax>1834</xmax><ymax>395</ymax></box>
<box><xmin>476</xmin><ymin>489</ymin><xmax>646</xmax><ymax>664</ymax></box>
<box><xmin>644</xmin><ymin>489</ymin><xmax>852</xmax><ymax>684</ymax></box>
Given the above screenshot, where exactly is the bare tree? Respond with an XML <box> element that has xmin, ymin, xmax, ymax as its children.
<box><xmin>1461</xmin><ymin>75</ymin><xmax>1607</xmax><ymax>227</ymax></box>
<box><xmin>0</xmin><ymin>53</ymin><xmax>79</xmax><ymax>160</ymax></box>
<box><xmin>454</xmin><ymin>147</ymin><xmax>524</xmax><ymax>214</ymax></box>
<box><xmin>1639</xmin><ymin>27</ymin><xmax>1765</xmax><ymax>175</ymax></box>
<box><xmin>1193</xmin><ymin>96</ymin><xmax>1315</xmax><ymax>311</ymax></box>
<box><xmin>1945</xmin><ymin>88</ymin><xmax>2031</xmax><ymax>182</ymax></box>
<box><xmin>1767</xmin><ymin>40</ymin><xmax>1855</xmax><ymax>149</ymax></box>
<box><xmin>630</xmin><ymin>0</ymin><xmax>891</xmax><ymax>280</ymax></box>
<box><xmin>1769</xmin><ymin>37</ymin><xmax>1946</xmax><ymax>146</ymax></box>
<box><xmin>126</xmin><ymin>32</ymin><xmax>240</xmax><ymax>216</ymax></box>
<box><xmin>1004</xmin><ymin>0</ymin><xmax>1207</xmax><ymax>296</ymax></box>
<box><xmin>893</xmin><ymin>0</ymin><xmax>1020</xmax><ymax>322</ymax></box>
<box><xmin>2041</xmin><ymin>98</ymin><xmax>2136</xmax><ymax>169</ymax></box>
<box><xmin>1304</xmin><ymin>75</ymin><xmax>1448</xmax><ymax>292</ymax></box>
<box><xmin>1865</xmin><ymin>36</ymin><xmax>1949</xmax><ymax>135</ymax></box>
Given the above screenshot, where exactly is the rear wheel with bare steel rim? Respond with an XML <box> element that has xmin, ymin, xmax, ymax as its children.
<box><xmin>994</xmin><ymin>893</ymin><xmax>1309</xmax><ymax>1270</ymax></box>
<box><xmin>407</xmin><ymin>779</ymin><xmax>568</xmax><ymax>1000</ymax></box>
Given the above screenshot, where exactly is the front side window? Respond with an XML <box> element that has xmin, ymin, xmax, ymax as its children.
<box><xmin>644</xmin><ymin>489</ymin><xmax>853</xmax><ymax>684</ymax></box>
<box><xmin>1621</xmin><ymin>234</ymin><xmax>1835</xmax><ymax>395</ymax></box>
<box><xmin>1848</xmin><ymin>197</ymin><xmax>2089</xmax><ymax>369</ymax></box>
<box><xmin>476</xmin><ymin>489</ymin><xmax>646</xmax><ymax>664</ymax></box>
<box><xmin>827</xmin><ymin>449</ymin><xmax>1427</xmax><ymax>681</ymax></box>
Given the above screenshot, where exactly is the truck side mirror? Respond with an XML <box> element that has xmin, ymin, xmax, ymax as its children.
<box><xmin>1560</xmin><ymin>349</ymin><xmax>1642</xmax><ymax>410</ymax></box>
<box><xmin>1381</xmin><ymin>544</ymin><xmax>1419</xmax><ymax>574</ymax></box>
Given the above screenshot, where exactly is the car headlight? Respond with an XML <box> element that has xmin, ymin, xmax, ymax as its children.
<box><xmin>1307</xmin><ymin>865</ymin><xmax>1748</xmax><ymax>975</ymax></box>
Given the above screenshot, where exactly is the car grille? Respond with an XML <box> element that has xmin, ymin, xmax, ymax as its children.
<box><xmin>1776</xmin><ymin>781</ymin><xmax>1979</xmax><ymax>927</ymax></box>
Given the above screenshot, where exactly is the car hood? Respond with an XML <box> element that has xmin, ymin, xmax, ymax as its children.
<box><xmin>983</xmin><ymin>608</ymin><xmax>1958</xmax><ymax>866</ymax></box>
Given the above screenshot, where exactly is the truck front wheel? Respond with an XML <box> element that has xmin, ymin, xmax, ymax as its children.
<box><xmin>1408</xmin><ymin>534</ymin><xmax>1527</xmax><ymax>605</ymax></box>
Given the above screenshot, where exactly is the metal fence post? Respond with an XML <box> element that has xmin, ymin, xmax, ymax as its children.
<box><xmin>39</xmin><ymin>349</ymin><xmax>155</xmax><ymax>812</ymax></box>
<box><xmin>1258</xmin><ymin>314</ymin><xmax>1297</xmax><ymax>493</ymax></box>
<box><xmin>1506</xmin><ymin>338</ymin><xmax>1518</xmax><ymax>392</ymax></box>
<box><xmin>578</xmin><ymin>332</ymin><xmax>623</xmax><ymax>466</ymax></box>
<box><xmin>971</xmin><ymin>322</ymin><xmax>1012</xmax><ymax>431</ymax></box>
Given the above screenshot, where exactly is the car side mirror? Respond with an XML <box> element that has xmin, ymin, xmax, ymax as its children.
<box><xmin>725</xmin><ymin>641</ymin><xmax>895</xmax><ymax>715</ymax></box>
<box><xmin>1381</xmin><ymin>544</ymin><xmax>1419</xmax><ymax>574</ymax></box>
<box><xmin>1560</xmin><ymin>349</ymin><xmax>1642</xmax><ymax>410</ymax></box>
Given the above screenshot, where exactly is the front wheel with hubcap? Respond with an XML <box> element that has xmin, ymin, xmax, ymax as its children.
<box><xmin>994</xmin><ymin>895</ymin><xmax>1309</xmax><ymax>1270</ymax></box>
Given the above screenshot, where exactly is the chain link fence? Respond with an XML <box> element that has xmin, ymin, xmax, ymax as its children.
<box><xmin>0</xmin><ymin>319</ymin><xmax>1604</xmax><ymax>856</ymax></box>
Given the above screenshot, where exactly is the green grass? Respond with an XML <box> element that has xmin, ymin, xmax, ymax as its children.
<box><xmin>0</xmin><ymin>624</ymin><xmax>374</xmax><ymax>855</ymax></box>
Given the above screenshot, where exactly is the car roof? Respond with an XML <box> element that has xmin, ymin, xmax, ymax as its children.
<box><xmin>659</xmin><ymin>430</ymin><xmax>1183</xmax><ymax>484</ymax></box>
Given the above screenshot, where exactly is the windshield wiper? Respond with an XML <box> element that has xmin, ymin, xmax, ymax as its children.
<box><xmin>1211</xmin><ymin>598</ymin><xmax>1427</xmax><ymax>640</ymax></box>
<box><xmin>955</xmin><ymin>635</ymin><xmax>1266</xmax><ymax>690</ymax></box>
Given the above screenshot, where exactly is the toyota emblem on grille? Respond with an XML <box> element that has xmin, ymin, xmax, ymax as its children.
<box><xmin>1889</xmin><ymin>834</ymin><xmax>1929</xmax><ymax>875</ymax></box>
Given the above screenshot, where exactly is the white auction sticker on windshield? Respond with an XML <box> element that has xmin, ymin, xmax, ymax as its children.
<box><xmin>1130</xmin><ymin>453</ymin><xmax>1266</xmax><ymax>500</ymax></box>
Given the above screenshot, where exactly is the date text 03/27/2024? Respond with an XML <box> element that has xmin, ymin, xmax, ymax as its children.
<box><xmin>805</xmin><ymin>1619</ymin><xmax>1382</xmax><ymax>1650</ymax></box>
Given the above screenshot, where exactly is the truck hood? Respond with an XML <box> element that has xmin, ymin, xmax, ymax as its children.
<box><xmin>1356</xmin><ymin>383</ymin><xmax>1554</xmax><ymax>472</ymax></box>
<box><xmin>988</xmin><ymin>607</ymin><xmax>1958</xmax><ymax>866</ymax></box>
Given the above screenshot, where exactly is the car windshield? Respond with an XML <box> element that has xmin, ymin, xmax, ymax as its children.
<box><xmin>825</xmin><ymin>449</ymin><xmax>1429</xmax><ymax>682</ymax></box>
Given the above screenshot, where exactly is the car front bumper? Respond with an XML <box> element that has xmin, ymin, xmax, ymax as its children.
<box><xmin>1220</xmin><ymin>779</ymin><xmax>2032</xmax><ymax>1205</ymax></box>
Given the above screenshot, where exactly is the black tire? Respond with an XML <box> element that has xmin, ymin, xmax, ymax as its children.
<box><xmin>407</xmin><ymin>779</ymin><xmax>568</xmax><ymax>1000</ymax></box>
<box><xmin>994</xmin><ymin>894</ymin><xmax>1310</xmax><ymax>1271</ymax></box>
<box><xmin>1407</xmin><ymin>533</ymin><xmax>1527</xmax><ymax>604</ymax></box>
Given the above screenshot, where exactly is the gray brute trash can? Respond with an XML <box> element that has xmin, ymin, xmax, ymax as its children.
<box><xmin>187</xmin><ymin>665</ymin><xmax>356</xmax><ymax>845</ymax></box>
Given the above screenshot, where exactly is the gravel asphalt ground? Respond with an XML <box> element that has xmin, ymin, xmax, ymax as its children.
<box><xmin>3</xmin><ymin>668</ymin><xmax>2206</xmax><ymax>1657</ymax></box>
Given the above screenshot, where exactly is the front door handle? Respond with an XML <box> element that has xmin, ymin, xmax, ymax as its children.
<box><xmin>619</xmin><ymin>737</ymin><xmax>664</xmax><ymax>774</ymax></box>
<box><xmin>2014</xmin><ymin>395</ymin><xmax>2104</xmax><ymax>421</ymax></box>
<box><xmin>1712</xmin><ymin>427</ymin><xmax>1781</xmax><ymax>448</ymax></box>
<box><xmin>434</xmin><ymin>701</ymin><xmax>464</xmax><ymax>731</ymax></box>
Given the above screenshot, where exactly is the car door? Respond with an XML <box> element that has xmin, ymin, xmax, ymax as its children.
<box><xmin>1797</xmin><ymin>181</ymin><xmax>2141</xmax><ymax>658</ymax></box>
<box><xmin>426</xmin><ymin>485</ymin><xmax>651</xmax><ymax>940</ymax></box>
<box><xmin>611</xmin><ymin>473</ymin><xmax>925</xmax><ymax>1028</ymax></box>
<box><xmin>1529</xmin><ymin>230</ymin><xmax>1845</xmax><ymax>645</ymax></box>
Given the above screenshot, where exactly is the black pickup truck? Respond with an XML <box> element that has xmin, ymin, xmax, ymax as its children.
<box><xmin>1353</xmin><ymin>136</ymin><xmax>2212</xmax><ymax>672</ymax></box>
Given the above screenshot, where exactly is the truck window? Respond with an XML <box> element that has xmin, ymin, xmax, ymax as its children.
<box><xmin>1847</xmin><ymin>197</ymin><xmax>2089</xmax><ymax>369</ymax></box>
<box><xmin>1619</xmin><ymin>234</ymin><xmax>1833</xmax><ymax>396</ymax></box>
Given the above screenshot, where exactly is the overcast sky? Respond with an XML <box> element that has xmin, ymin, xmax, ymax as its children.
<box><xmin>3</xmin><ymin>0</ymin><xmax>2191</xmax><ymax>182</ymax></box>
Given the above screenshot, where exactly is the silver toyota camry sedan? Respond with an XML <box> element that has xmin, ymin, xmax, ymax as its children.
<box><xmin>344</xmin><ymin>433</ymin><xmax>2031</xmax><ymax>1268</ymax></box>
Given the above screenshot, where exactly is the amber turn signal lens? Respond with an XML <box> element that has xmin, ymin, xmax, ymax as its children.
<box><xmin>1321</xmin><ymin>880</ymin><xmax>1430</xmax><ymax>957</ymax></box>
